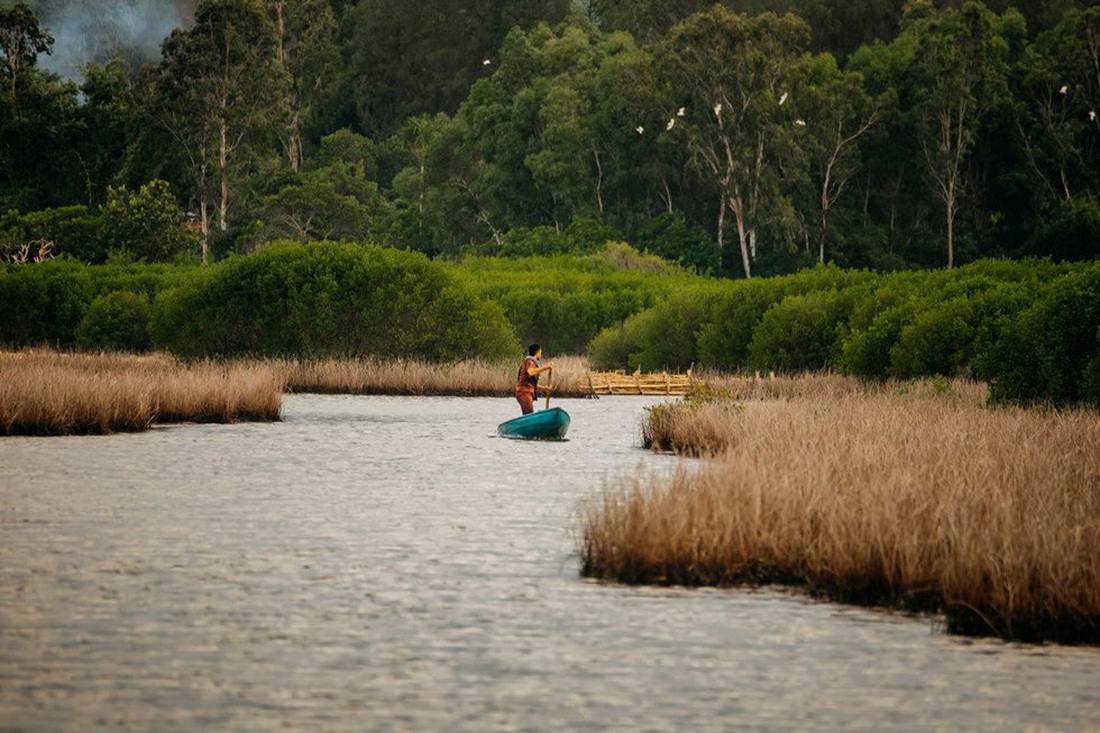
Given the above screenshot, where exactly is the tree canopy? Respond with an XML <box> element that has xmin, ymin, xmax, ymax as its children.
<box><xmin>0</xmin><ymin>0</ymin><xmax>1097</xmax><ymax>275</ymax></box>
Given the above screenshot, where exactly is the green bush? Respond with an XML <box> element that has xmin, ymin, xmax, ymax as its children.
<box><xmin>748</xmin><ymin>290</ymin><xmax>853</xmax><ymax>372</ymax></box>
<box><xmin>695</xmin><ymin>279</ymin><xmax>786</xmax><ymax>370</ymax></box>
<box><xmin>0</xmin><ymin>260</ymin><xmax>95</xmax><ymax>347</ymax></box>
<box><xmin>587</xmin><ymin>309</ymin><xmax>659</xmax><ymax>371</ymax></box>
<box><xmin>0</xmin><ymin>206</ymin><xmax>107</xmax><ymax>263</ymax></box>
<box><xmin>76</xmin><ymin>291</ymin><xmax>151</xmax><ymax>352</ymax></box>
<box><xmin>453</xmin><ymin>247</ymin><xmax>686</xmax><ymax>353</ymax></box>
<box><xmin>981</xmin><ymin>265</ymin><xmax>1100</xmax><ymax>406</ymax></box>
<box><xmin>151</xmin><ymin>241</ymin><xmax>519</xmax><ymax>360</ymax></box>
<box><xmin>629</xmin><ymin>288</ymin><xmax>720</xmax><ymax>371</ymax></box>
<box><xmin>889</xmin><ymin>298</ymin><xmax>976</xmax><ymax>378</ymax></box>
<box><xmin>839</xmin><ymin>302</ymin><xmax>919</xmax><ymax>378</ymax></box>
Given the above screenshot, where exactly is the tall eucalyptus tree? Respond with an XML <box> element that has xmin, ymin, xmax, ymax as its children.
<box><xmin>659</xmin><ymin>6</ymin><xmax>810</xmax><ymax>277</ymax></box>
<box><xmin>154</xmin><ymin>0</ymin><xmax>290</xmax><ymax>260</ymax></box>
<box><xmin>904</xmin><ymin>1</ymin><xmax>1012</xmax><ymax>269</ymax></box>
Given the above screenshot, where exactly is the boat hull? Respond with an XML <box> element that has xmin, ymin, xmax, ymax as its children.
<box><xmin>497</xmin><ymin>407</ymin><xmax>570</xmax><ymax>440</ymax></box>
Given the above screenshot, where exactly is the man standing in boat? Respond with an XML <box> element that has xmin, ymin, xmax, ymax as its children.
<box><xmin>516</xmin><ymin>343</ymin><xmax>553</xmax><ymax>415</ymax></box>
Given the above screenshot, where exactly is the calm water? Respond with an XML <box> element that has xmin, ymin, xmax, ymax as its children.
<box><xmin>1</xmin><ymin>395</ymin><xmax>1098</xmax><ymax>731</ymax></box>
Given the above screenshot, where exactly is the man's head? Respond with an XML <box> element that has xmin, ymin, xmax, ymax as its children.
<box><xmin>528</xmin><ymin>343</ymin><xmax>541</xmax><ymax>358</ymax></box>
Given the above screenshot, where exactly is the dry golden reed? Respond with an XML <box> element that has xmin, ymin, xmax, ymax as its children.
<box><xmin>582</xmin><ymin>377</ymin><xmax>1100</xmax><ymax>643</ymax></box>
<box><xmin>281</xmin><ymin>354</ymin><xmax>592</xmax><ymax>397</ymax></box>
<box><xmin>0</xmin><ymin>350</ymin><xmax>283</xmax><ymax>435</ymax></box>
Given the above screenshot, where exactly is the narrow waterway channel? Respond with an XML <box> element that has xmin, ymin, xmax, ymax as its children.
<box><xmin>1</xmin><ymin>395</ymin><xmax>1098</xmax><ymax>731</ymax></box>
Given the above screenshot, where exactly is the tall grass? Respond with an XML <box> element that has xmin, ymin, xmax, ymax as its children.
<box><xmin>1</xmin><ymin>350</ymin><xmax>591</xmax><ymax>435</ymax></box>
<box><xmin>0</xmin><ymin>351</ymin><xmax>283</xmax><ymax>435</ymax></box>
<box><xmin>281</xmin><ymin>354</ymin><xmax>592</xmax><ymax>398</ymax></box>
<box><xmin>581</xmin><ymin>377</ymin><xmax>1100</xmax><ymax>643</ymax></box>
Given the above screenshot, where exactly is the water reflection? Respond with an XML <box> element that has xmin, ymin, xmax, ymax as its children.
<box><xmin>1</xmin><ymin>395</ymin><xmax>1098</xmax><ymax>731</ymax></box>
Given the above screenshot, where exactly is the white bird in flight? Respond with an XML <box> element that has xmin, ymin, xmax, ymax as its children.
<box><xmin>483</xmin><ymin>59</ymin><xmax>491</xmax><ymax>66</ymax></box>
<box><xmin>779</xmin><ymin>92</ymin><xmax>788</xmax><ymax>106</ymax></box>
<box><xmin>636</xmin><ymin>126</ymin><xmax>644</xmax><ymax>134</ymax></box>
<box><xmin>666</xmin><ymin>118</ymin><xmax>676</xmax><ymax>130</ymax></box>
<box><xmin>713</xmin><ymin>102</ymin><xmax>722</xmax><ymax>117</ymax></box>
<box><xmin>794</xmin><ymin>119</ymin><xmax>806</xmax><ymax>127</ymax></box>
<box><xmin>677</xmin><ymin>107</ymin><xmax>686</xmax><ymax>117</ymax></box>
<box><xmin>1059</xmin><ymin>85</ymin><xmax>1068</xmax><ymax>94</ymax></box>
<box><xmin>1090</xmin><ymin>110</ymin><xmax>1097</xmax><ymax>121</ymax></box>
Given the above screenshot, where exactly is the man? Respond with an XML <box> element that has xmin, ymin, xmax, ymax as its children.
<box><xmin>515</xmin><ymin>343</ymin><xmax>553</xmax><ymax>415</ymax></box>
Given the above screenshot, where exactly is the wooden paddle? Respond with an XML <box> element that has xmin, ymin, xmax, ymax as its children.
<box><xmin>544</xmin><ymin>366</ymin><xmax>553</xmax><ymax>410</ymax></box>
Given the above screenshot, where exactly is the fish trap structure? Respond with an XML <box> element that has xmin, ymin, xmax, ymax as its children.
<box><xmin>585</xmin><ymin>369</ymin><xmax>696</xmax><ymax>396</ymax></box>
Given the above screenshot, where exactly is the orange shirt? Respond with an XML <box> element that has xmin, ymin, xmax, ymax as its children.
<box><xmin>516</xmin><ymin>356</ymin><xmax>539</xmax><ymax>392</ymax></box>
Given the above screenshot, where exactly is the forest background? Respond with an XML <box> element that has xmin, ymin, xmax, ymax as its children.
<box><xmin>2</xmin><ymin>0</ymin><xmax>1098</xmax><ymax>274</ymax></box>
<box><xmin>1</xmin><ymin>0</ymin><xmax>1098</xmax><ymax>405</ymax></box>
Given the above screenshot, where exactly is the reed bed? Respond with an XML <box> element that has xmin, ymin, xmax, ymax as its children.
<box><xmin>582</xmin><ymin>379</ymin><xmax>1100</xmax><ymax>643</ymax></box>
<box><xmin>643</xmin><ymin>375</ymin><xmax>989</xmax><ymax>454</ymax></box>
<box><xmin>0</xmin><ymin>351</ymin><xmax>283</xmax><ymax>435</ymax></box>
<box><xmin>281</xmin><ymin>354</ymin><xmax>592</xmax><ymax>398</ymax></box>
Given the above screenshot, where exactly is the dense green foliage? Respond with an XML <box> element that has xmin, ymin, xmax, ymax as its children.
<box><xmin>587</xmin><ymin>258</ymin><xmax>1100</xmax><ymax>406</ymax></box>
<box><xmin>1</xmin><ymin>243</ymin><xmax>520</xmax><ymax>360</ymax></box>
<box><xmin>0</xmin><ymin>259</ymin><xmax>189</xmax><ymax>347</ymax></box>
<box><xmin>153</xmin><ymin>241</ymin><xmax>519</xmax><ymax>360</ymax></box>
<box><xmin>0</xmin><ymin>0</ymin><xmax>1096</xmax><ymax>274</ymax></box>
<box><xmin>450</xmin><ymin>243</ymin><xmax>695</xmax><ymax>353</ymax></box>
<box><xmin>2</xmin><ymin>1</ymin><xmax>1098</xmax><ymax>404</ymax></box>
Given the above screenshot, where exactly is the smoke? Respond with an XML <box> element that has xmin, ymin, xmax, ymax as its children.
<box><xmin>34</xmin><ymin>0</ymin><xmax>196</xmax><ymax>81</ymax></box>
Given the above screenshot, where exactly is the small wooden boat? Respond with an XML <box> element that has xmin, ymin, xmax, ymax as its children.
<box><xmin>497</xmin><ymin>407</ymin><xmax>570</xmax><ymax>440</ymax></box>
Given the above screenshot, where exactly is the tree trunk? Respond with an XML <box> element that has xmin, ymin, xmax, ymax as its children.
<box><xmin>289</xmin><ymin>109</ymin><xmax>301</xmax><ymax>172</ymax></box>
<box><xmin>593</xmin><ymin>147</ymin><xmax>604</xmax><ymax>215</ymax></box>
<box><xmin>946</xmin><ymin>176</ymin><xmax>955</xmax><ymax>270</ymax></box>
<box><xmin>200</xmin><ymin>198</ymin><xmax>210</xmax><ymax>263</ymax></box>
<box><xmin>716</xmin><ymin>192</ymin><xmax>726</xmax><ymax>253</ymax></box>
<box><xmin>729</xmin><ymin>194</ymin><xmax>752</xmax><ymax>279</ymax></box>
<box><xmin>219</xmin><ymin>118</ymin><xmax>229</xmax><ymax>231</ymax></box>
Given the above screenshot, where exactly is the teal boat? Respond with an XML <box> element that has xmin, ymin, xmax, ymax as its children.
<box><xmin>497</xmin><ymin>407</ymin><xmax>570</xmax><ymax>440</ymax></box>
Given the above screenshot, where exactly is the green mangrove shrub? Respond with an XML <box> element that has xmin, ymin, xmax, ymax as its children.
<box><xmin>76</xmin><ymin>291</ymin><xmax>152</xmax><ymax>352</ymax></box>
<box><xmin>748</xmin><ymin>290</ymin><xmax>856</xmax><ymax>372</ymax></box>
<box><xmin>0</xmin><ymin>261</ymin><xmax>190</xmax><ymax>348</ymax></box>
<box><xmin>151</xmin><ymin>240</ymin><xmax>519</xmax><ymax>361</ymax></box>
<box><xmin>980</xmin><ymin>264</ymin><xmax>1100</xmax><ymax>406</ymax></box>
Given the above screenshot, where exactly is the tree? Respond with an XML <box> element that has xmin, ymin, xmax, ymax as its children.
<box><xmin>261</xmin><ymin>161</ymin><xmax>387</xmax><ymax>242</ymax></box>
<box><xmin>346</xmin><ymin>0</ymin><xmax>571</xmax><ymax>138</ymax></box>
<box><xmin>153</xmin><ymin>0</ymin><xmax>290</xmax><ymax>261</ymax></box>
<box><xmin>76</xmin><ymin>60</ymin><xmax>136</xmax><ymax>206</ymax></box>
<box><xmin>102</xmin><ymin>179</ymin><xmax>198</xmax><ymax>262</ymax></box>
<box><xmin>0</xmin><ymin>3</ymin><xmax>52</xmax><ymax>106</ymax></box>
<box><xmin>659</xmin><ymin>7</ymin><xmax>811</xmax><ymax>277</ymax></box>
<box><xmin>266</xmin><ymin>0</ymin><xmax>339</xmax><ymax>171</ymax></box>
<box><xmin>591</xmin><ymin>0</ymin><xmax>710</xmax><ymax>43</ymax></box>
<box><xmin>798</xmin><ymin>53</ymin><xmax>885</xmax><ymax>263</ymax></box>
<box><xmin>905</xmin><ymin>2</ymin><xmax>1011</xmax><ymax>269</ymax></box>
<box><xmin>1015</xmin><ymin>7</ymin><xmax>1100</xmax><ymax>205</ymax></box>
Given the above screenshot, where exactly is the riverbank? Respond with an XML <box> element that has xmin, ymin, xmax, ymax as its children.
<box><xmin>0</xmin><ymin>350</ymin><xmax>591</xmax><ymax>435</ymax></box>
<box><xmin>580</xmin><ymin>376</ymin><xmax>1100</xmax><ymax>643</ymax></box>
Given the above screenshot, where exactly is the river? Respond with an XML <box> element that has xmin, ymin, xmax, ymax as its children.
<box><xmin>2</xmin><ymin>395</ymin><xmax>1098</xmax><ymax>731</ymax></box>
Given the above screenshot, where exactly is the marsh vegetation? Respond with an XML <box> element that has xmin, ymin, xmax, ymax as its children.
<box><xmin>0</xmin><ymin>350</ymin><xmax>283</xmax><ymax>435</ymax></box>
<box><xmin>582</xmin><ymin>375</ymin><xmax>1100</xmax><ymax>643</ymax></box>
<box><xmin>0</xmin><ymin>350</ymin><xmax>590</xmax><ymax>435</ymax></box>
